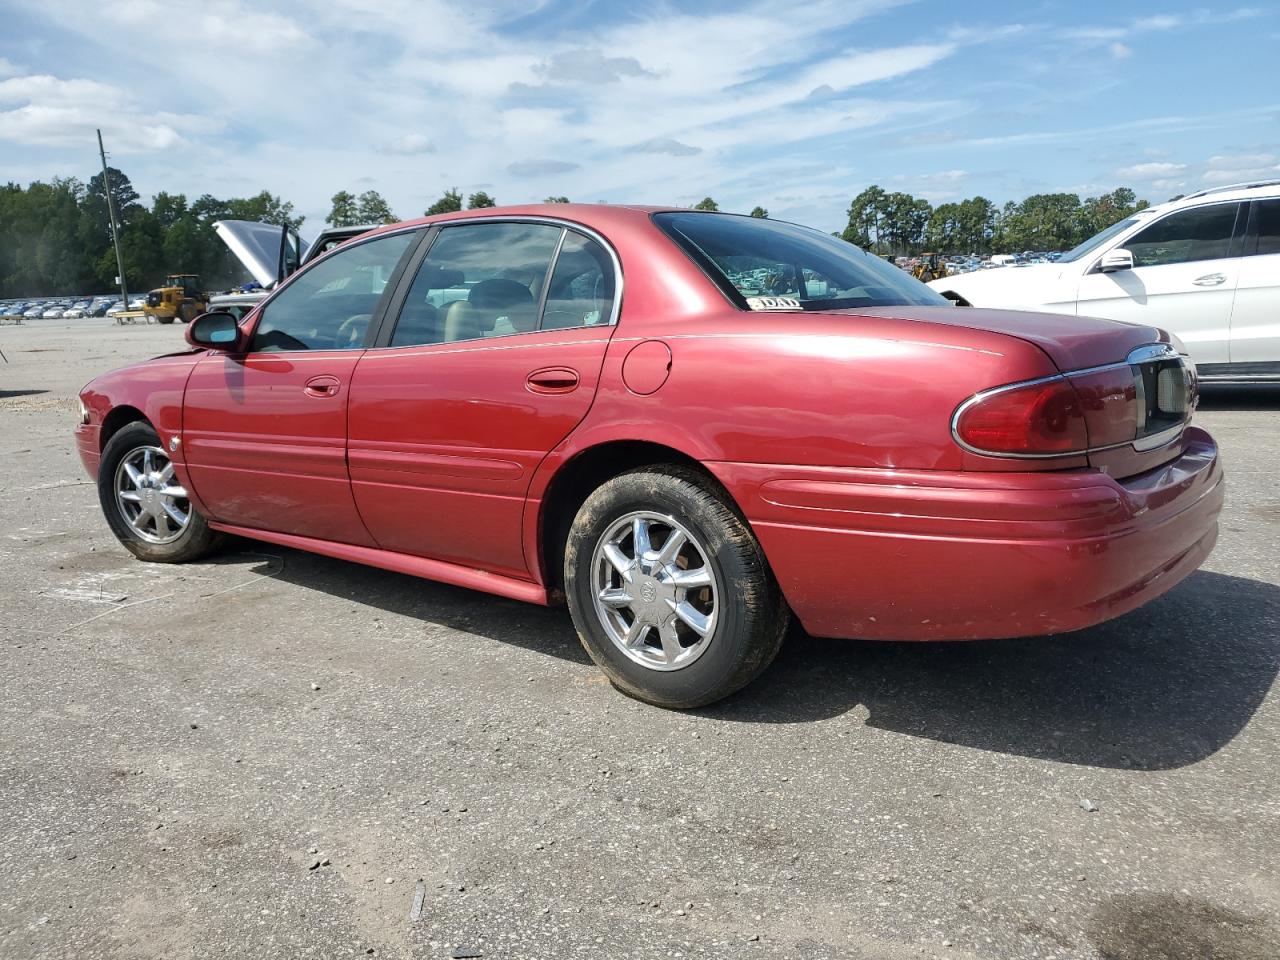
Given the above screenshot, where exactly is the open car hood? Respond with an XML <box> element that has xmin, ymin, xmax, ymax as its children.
<box><xmin>213</xmin><ymin>220</ymin><xmax>311</xmax><ymax>288</ymax></box>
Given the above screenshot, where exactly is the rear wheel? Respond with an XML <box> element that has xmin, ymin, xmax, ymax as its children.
<box><xmin>564</xmin><ymin>466</ymin><xmax>788</xmax><ymax>708</ymax></box>
<box><xmin>98</xmin><ymin>421</ymin><xmax>220</xmax><ymax>563</ymax></box>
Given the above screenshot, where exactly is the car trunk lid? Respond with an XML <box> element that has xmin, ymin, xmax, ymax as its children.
<box><xmin>845</xmin><ymin>305</ymin><xmax>1194</xmax><ymax>479</ymax></box>
<box><xmin>851</xmin><ymin>304</ymin><xmax>1163</xmax><ymax>372</ymax></box>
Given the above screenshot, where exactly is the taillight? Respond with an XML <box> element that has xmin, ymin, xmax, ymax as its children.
<box><xmin>953</xmin><ymin>344</ymin><xmax>1192</xmax><ymax>460</ymax></box>
<box><xmin>953</xmin><ymin>378</ymin><xmax>1088</xmax><ymax>456</ymax></box>
<box><xmin>1068</xmin><ymin>366</ymin><xmax>1138</xmax><ymax>448</ymax></box>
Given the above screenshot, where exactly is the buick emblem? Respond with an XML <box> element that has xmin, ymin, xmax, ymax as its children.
<box><xmin>641</xmin><ymin>581</ymin><xmax>657</xmax><ymax>604</ymax></box>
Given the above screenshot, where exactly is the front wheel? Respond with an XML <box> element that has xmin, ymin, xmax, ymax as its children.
<box><xmin>98</xmin><ymin>421</ymin><xmax>221</xmax><ymax>563</ymax></box>
<box><xmin>564</xmin><ymin>466</ymin><xmax>788</xmax><ymax>708</ymax></box>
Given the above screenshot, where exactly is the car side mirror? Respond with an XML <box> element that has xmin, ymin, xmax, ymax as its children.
<box><xmin>186</xmin><ymin>311</ymin><xmax>244</xmax><ymax>351</ymax></box>
<box><xmin>1098</xmin><ymin>248</ymin><xmax>1134</xmax><ymax>273</ymax></box>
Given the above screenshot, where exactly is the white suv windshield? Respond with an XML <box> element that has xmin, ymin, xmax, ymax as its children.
<box><xmin>1057</xmin><ymin>216</ymin><xmax>1143</xmax><ymax>264</ymax></box>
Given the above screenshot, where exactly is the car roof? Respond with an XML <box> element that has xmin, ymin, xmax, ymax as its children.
<box><xmin>366</xmin><ymin>202</ymin><xmax>685</xmax><ymax>238</ymax></box>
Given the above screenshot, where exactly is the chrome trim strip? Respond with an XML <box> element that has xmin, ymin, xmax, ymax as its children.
<box><xmin>950</xmin><ymin>343</ymin><xmax>1190</xmax><ymax>460</ymax></box>
<box><xmin>1126</xmin><ymin>342</ymin><xmax>1180</xmax><ymax>364</ymax></box>
<box><xmin>1133</xmin><ymin>422</ymin><xmax>1185</xmax><ymax>452</ymax></box>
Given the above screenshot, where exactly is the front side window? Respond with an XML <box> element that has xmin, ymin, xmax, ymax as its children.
<box><xmin>390</xmin><ymin>222</ymin><xmax>572</xmax><ymax>347</ymax></box>
<box><xmin>654</xmin><ymin>211</ymin><xmax>948</xmax><ymax>310</ymax></box>
<box><xmin>1251</xmin><ymin>199</ymin><xmax>1280</xmax><ymax>256</ymax></box>
<box><xmin>1057</xmin><ymin>216</ymin><xmax>1143</xmax><ymax>264</ymax></box>
<box><xmin>1124</xmin><ymin>203</ymin><xmax>1238</xmax><ymax>268</ymax></box>
<box><xmin>252</xmin><ymin>231</ymin><xmax>416</xmax><ymax>352</ymax></box>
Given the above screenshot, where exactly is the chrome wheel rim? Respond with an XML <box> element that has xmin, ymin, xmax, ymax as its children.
<box><xmin>114</xmin><ymin>445</ymin><xmax>191</xmax><ymax>544</ymax></box>
<box><xmin>590</xmin><ymin>511</ymin><xmax>719</xmax><ymax>672</ymax></box>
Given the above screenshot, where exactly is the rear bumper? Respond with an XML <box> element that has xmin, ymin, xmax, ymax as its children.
<box><xmin>709</xmin><ymin>427</ymin><xmax>1223</xmax><ymax>640</ymax></box>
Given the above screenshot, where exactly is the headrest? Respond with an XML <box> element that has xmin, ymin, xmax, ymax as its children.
<box><xmin>468</xmin><ymin>278</ymin><xmax>533</xmax><ymax>310</ymax></box>
<box><xmin>419</xmin><ymin>267</ymin><xmax>465</xmax><ymax>289</ymax></box>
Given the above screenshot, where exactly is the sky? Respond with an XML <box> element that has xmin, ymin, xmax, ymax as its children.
<box><xmin>1</xmin><ymin>0</ymin><xmax>1278</xmax><ymax>237</ymax></box>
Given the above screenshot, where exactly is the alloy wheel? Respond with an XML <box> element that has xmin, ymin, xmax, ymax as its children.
<box><xmin>114</xmin><ymin>445</ymin><xmax>191</xmax><ymax>544</ymax></box>
<box><xmin>590</xmin><ymin>511</ymin><xmax>719</xmax><ymax>671</ymax></box>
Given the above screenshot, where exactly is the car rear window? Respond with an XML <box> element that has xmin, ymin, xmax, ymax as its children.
<box><xmin>653</xmin><ymin>211</ymin><xmax>949</xmax><ymax>311</ymax></box>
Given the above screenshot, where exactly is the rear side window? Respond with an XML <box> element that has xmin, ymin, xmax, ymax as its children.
<box><xmin>541</xmin><ymin>232</ymin><xmax>616</xmax><ymax>330</ymax></box>
<box><xmin>252</xmin><ymin>231</ymin><xmax>416</xmax><ymax>352</ymax></box>
<box><xmin>1250</xmin><ymin>199</ymin><xmax>1280</xmax><ymax>256</ymax></box>
<box><xmin>389</xmin><ymin>222</ymin><xmax>614</xmax><ymax>346</ymax></box>
<box><xmin>1124</xmin><ymin>203</ymin><xmax>1238</xmax><ymax>267</ymax></box>
<box><xmin>654</xmin><ymin>211</ymin><xmax>947</xmax><ymax>311</ymax></box>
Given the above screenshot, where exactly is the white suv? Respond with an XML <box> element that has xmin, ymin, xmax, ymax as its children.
<box><xmin>928</xmin><ymin>180</ymin><xmax>1280</xmax><ymax>381</ymax></box>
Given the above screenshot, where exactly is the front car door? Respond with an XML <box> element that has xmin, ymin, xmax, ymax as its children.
<box><xmin>182</xmin><ymin>229</ymin><xmax>420</xmax><ymax>545</ymax></box>
<box><xmin>1227</xmin><ymin>197</ymin><xmax>1280</xmax><ymax>372</ymax></box>
<box><xmin>1074</xmin><ymin>201</ymin><xmax>1245</xmax><ymax>364</ymax></box>
<box><xmin>347</xmin><ymin>219</ymin><xmax>620</xmax><ymax>579</ymax></box>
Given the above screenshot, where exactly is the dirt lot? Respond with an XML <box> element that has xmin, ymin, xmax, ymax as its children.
<box><xmin>2</xmin><ymin>319</ymin><xmax>1278</xmax><ymax>960</ymax></box>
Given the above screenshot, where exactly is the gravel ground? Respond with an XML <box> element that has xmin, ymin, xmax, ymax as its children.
<box><xmin>2</xmin><ymin>319</ymin><xmax>1278</xmax><ymax>960</ymax></box>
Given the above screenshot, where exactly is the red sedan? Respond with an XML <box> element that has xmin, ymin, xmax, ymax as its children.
<box><xmin>76</xmin><ymin>205</ymin><xmax>1224</xmax><ymax>707</ymax></box>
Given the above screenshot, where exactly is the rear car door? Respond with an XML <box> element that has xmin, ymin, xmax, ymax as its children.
<box><xmin>182</xmin><ymin>229</ymin><xmax>420</xmax><ymax>545</ymax></box>
<box><xmin>1228</xmin><ymin>198</ymin><xmax>1280</xmax><ymax>369</ymax></box>
<box><xmin>347</xmin><ymin>220</ymin><xmax>619</xmax><ymax>579</ymax></box>
<box><xmin>1074</xmin><ymin>201</ymin><xmax>1244</xmax><ymax>364</ymax></box>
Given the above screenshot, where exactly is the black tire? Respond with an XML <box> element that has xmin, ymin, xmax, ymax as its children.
<box><xmin>564</xmin><ymin>466</ymin><xmax>788</xmax><ymax>708</ymax></box>
<box><xmin>98</xmin><ymin>421</ymin><xmax>221</xmax><ymax>563</ymax></box>
<box><xmin>156</xmin><ymin>315</ymin><xmax>174</xmax><ymax>325</ymax></box>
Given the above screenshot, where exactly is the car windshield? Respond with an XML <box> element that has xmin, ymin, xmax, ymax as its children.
<box><xmin>654</xmin><ymin>212</ymin><xmax>948</xmax><ymax>310</ymax></box>
<box><xmin>1056</xmin><ymin>216</ymin><xmax>1143</xmax><ymax>264</ymax></box>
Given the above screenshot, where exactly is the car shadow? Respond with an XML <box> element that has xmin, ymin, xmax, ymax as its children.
<box><xmin>0</xmin><ymin>389</ymin><xmax>50</xmax><ymax>399</ymax></box>
<box><xmin>707</xmin><ymin>571</ymin><xmax>1280</xmax><ymax>770</ymax></box>
<box><xmin>236</xmin><ymin>546</ymin><xmax>1278</xmax><ymax>771</ymax></box>
<box><xmin>1197</xmin><ymin>384</ymin><xmax>1280</xmax><ymax>410</ymax></box>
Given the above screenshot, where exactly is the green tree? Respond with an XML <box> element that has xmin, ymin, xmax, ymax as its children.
<box><xmin>544</xmin><ymin>195</ymin><xmax>570</xmax><ymax>203</ymax></box>
<box><xmin>842</xmin><ymin>185</ymin><xmax>888</xmax><ymax>251</ymax></box>
<box><xmin>327</xmin><ymin>190</ymin><xmax>359</xmax><ymax>227</ymax></box>
<box><xmin>693</xmin><ymin>197</ymin><xmax>719</xmax><ymax>211</ymax></box>
<box><xmin>356</xmin><ymin>190</ymin><xmax>397</xmax><ymax>223</ymax></box>
<box><xmin>467</xmin><ymin>191</ymin><xmax>496</xmax><ymax>209</ymax></box>
<box><xmin>425</xmin><ymin>188</ymin><xmax>463</xmax><ymax>216</ymax></box>
<box><xmin>749</xmin><ymin>206</ymin><xmax>768</xmax><ymax>218</ymax></box>
<box><xmin>225</xmin><ymin>190</ymin><xmax>304</xmax><ymax>230</ymax></box>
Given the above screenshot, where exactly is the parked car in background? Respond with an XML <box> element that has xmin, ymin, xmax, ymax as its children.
<box><xmin>76</xmin><ymin>204</ymin><xmax>1221</xmax><ymax>708</ymax></box>
<box><xmin>930</xmin><ymin>180</ymin><xmax>1280</xmax><ymax>381</ymax></box>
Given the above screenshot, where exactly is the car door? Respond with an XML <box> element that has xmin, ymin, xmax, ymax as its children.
<box><xmin>1073</xmin><ymin>201</ymin><xmax>1245</xmax><ymax>364</ymax></box>
<box><xmin>182</xmin><ymin>229</ymin><xmax>420</xmax><ymax>545</ymax></box>
<box><xmin>1228</xmin><ymin>198</ymin><xmax>1280</xmax><ymax>368</ymax></box>
<box><xmin>347</xmin><ymin>220</ymin><xmax>619</xmax><ymax>579</ymax></box>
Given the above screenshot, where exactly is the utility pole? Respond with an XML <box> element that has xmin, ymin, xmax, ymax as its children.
<box><xmin>97</xmin><ymin>129</ymin><xmax>130</xmax><ymax>310</ymax></box>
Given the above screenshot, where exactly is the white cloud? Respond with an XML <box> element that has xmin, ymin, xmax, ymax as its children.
<box><xmin>0</xmin><ymin>74</ymin><xmax>214</xmax><ymax>151</ymax></box>
<box><xmin>1115</xmin><ymin>161</ymin><xmax>1188</xmax><ymax>179</ymax></box>
<box><xmin>1202</xmin><ymin>153</ymin><xmax>1280</xmax><ymax>184</ymax></box>
<box><xmin>0</xmin><ymin>57</ymin><xmax>22</xmax><ymax>79</ymax></box>
<box><xmin>1069</xmin><ymin>8</ymin><xmax>1264</xmax><ymax>44</ymax></box>
<box><xmin>380</xmin><ymin>134</ymin><xmax>434</xmax><ymax>156</ymax></box>
<box><xmin>1109</xmin><ymin>42</ymin><xmax>1132</xmax><ymax>60</ymax></box>
<box><xmin>633</xmin><ymin>138</ymin><xmax>702</xmax><ymax>157</ymax></box>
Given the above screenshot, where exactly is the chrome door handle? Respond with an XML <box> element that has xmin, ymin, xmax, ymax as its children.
<box><xmin>526</xmin><ymin>367</ymin><xmax>580</xmax><ymax>394</ymax></box>
<box><xmin>1192</xmin><ymin>273</ymin><xmax>1226</xmax><ymax>286</ymax></box>
<box><xmin>304</xmin><ymin>375</ymin><xmax>341</xmax><ymax>397</ymax></box>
